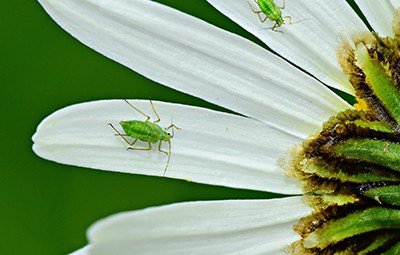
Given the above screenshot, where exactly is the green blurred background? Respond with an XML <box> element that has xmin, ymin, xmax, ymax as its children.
<box><xmin>1</xmin><ymin>1</ymin><xmax>294</xmax><ymax>254</ymax></box>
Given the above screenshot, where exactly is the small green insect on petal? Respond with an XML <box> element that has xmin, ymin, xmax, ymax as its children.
<box><xmin>248</xmin><ymin>0</ymin><xmax>292</xmax><ymax>32</ymax></box>
<box><xmin>109</xmin><ymin>100</ymin><xmax>180</xmax><ymax>176</ymax></box>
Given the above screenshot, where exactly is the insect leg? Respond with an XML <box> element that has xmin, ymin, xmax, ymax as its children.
<box><xmin>247</xmin><ymin>1</ymin><xmax>267</xmax><ymax>22</ymax></box>
<box><xmin>159</xmin><ymin>140</ymin><xmax>171</xmax><ymax>176</ymax></box>
<box><xmin>127</xmin><ymin>141</ymin><xmax>152</xmax><ymax>151</ymax></box>
<box><xmin>109</xmin><ymin>123</ymin><xmax>139</xmax><ymax>146</ymax></box>
<box><xmin>279</xmin><ymin>0</ymin><xmax>285</xmax><ymax>9</ymax></box>
<box><xmin>247</xmin><ymin>1</ymin><xmax>261</xmax><ymax>13</ymax></box>
<box><xmin>272</xmin><ymin>22</ymin><xmax>284</xmax><ymax>33</ymax></box>
<box><xmin>124</xmin><ymin>99</ymin><xmax>150</xmax><ymax>121</ymax></box>
<box><xmin>126</xmin><ymin>138</ymin><xmax>139</xmax><ymax>149</ymax></box>
<box><xmin>149</xmin><ymin>100</ymin><xmax>161</xmax><ymax>123</ymax></box>
<box><xmin>257</xmin><ymin>13</ymin><xmax>268</xmax><ymax>22</ymax></box>
<box><xmin>158</xmin><ymin>140</ymin><xmax>169</xmax><ymax>155</ymax></box>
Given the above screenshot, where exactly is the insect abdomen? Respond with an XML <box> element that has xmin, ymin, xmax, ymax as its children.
<box><xmin>258</xmin><ymin>0</ymin><xmax>282</xmax><ymax>21</ymax></box>
<box><xmin>120</xmin><ymin>120</ymin><xmax>164</xmax><ymax>143</ymax></box>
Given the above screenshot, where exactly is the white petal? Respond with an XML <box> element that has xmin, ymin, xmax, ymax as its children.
<box><xmin>355</xmin><ymin>0</ymin><xmax>400</xmax><ymax>37</ymax></box>
<box><xmin>86</xmin><ymin>197</ymin><xmax>311</xmax><ymax>255</ymax></box>
<box><xmin>32</xmin><ymin>100</ymin><xmax>303</xmax><ymax>194</ymax></box>
<box><xmin>38</xmin><ymin>0</ymin><xmax>350</xmax><ymax>138</ymax></box>
<box><xmin>207</xmin><ymin>0</ymin><xmax>368</xmax><ymax>95</ymax></box>
<box><xmin>69</xmin><ymin>246</ymin><xmax>91</xmax><ymax>255</ymax></box>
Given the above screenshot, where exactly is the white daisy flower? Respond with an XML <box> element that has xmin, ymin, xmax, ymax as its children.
<box><xmin>32</xmin><ymin>0</ymin><xmax>400</xmax><ymax>254</ymax></box>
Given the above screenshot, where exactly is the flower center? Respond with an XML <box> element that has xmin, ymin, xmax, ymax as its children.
<box><xmin>288</xmin><ymin>10</ymin><xmax>400</xmax><ymax>255</ymax></box>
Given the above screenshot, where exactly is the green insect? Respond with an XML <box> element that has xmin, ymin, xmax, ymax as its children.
<box><xmin>109</xmin><ymin>100</ymin><xmax>180</xmax><ymax>176</ymax></box>
<box><xmin>248</xmin><ymin>0</ymin><xmax>292</xmax><ymax>32</ymax></box>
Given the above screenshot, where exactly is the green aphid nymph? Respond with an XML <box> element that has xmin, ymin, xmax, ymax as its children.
<box><xmin>109</xmin><ymin>100</ymin><xmax>180</xmax><ymax>176</ymax></box>
<box><xmin>248</xmin><ymin>0</ymin><xmax>292</xmax><ymax>32</ymax></box>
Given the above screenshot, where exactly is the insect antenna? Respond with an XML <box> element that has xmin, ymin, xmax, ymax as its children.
<box><xmin>163</xmin><ymin>140</ymin><xmax>171</xmax><ymax>176</ymax></box>
<box><xmin>149</xmin><ymin>99</ymin><xmax>161</xmax><ymax>123</ymax></box>
<box><xmin>171</xmin><ymin>117</ymin><xmax>175</xmax><ymax>137</ymax></box>
<box><xmin>165</xmin><ymin>117</ymin><xmax>181</xmax><ymax>137</ymax></box>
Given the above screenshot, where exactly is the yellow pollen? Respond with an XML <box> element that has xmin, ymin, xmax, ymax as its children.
<box><xmin>353</xmin><ymin>97</ymin><xmax>368</xmax><ymax>111</ymax></box>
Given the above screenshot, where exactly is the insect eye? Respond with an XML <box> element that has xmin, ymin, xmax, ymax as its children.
<box><xmin>167</xmin><ymin>132</ymin><xmax>171</xmax><ymax>136</ymax></box>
